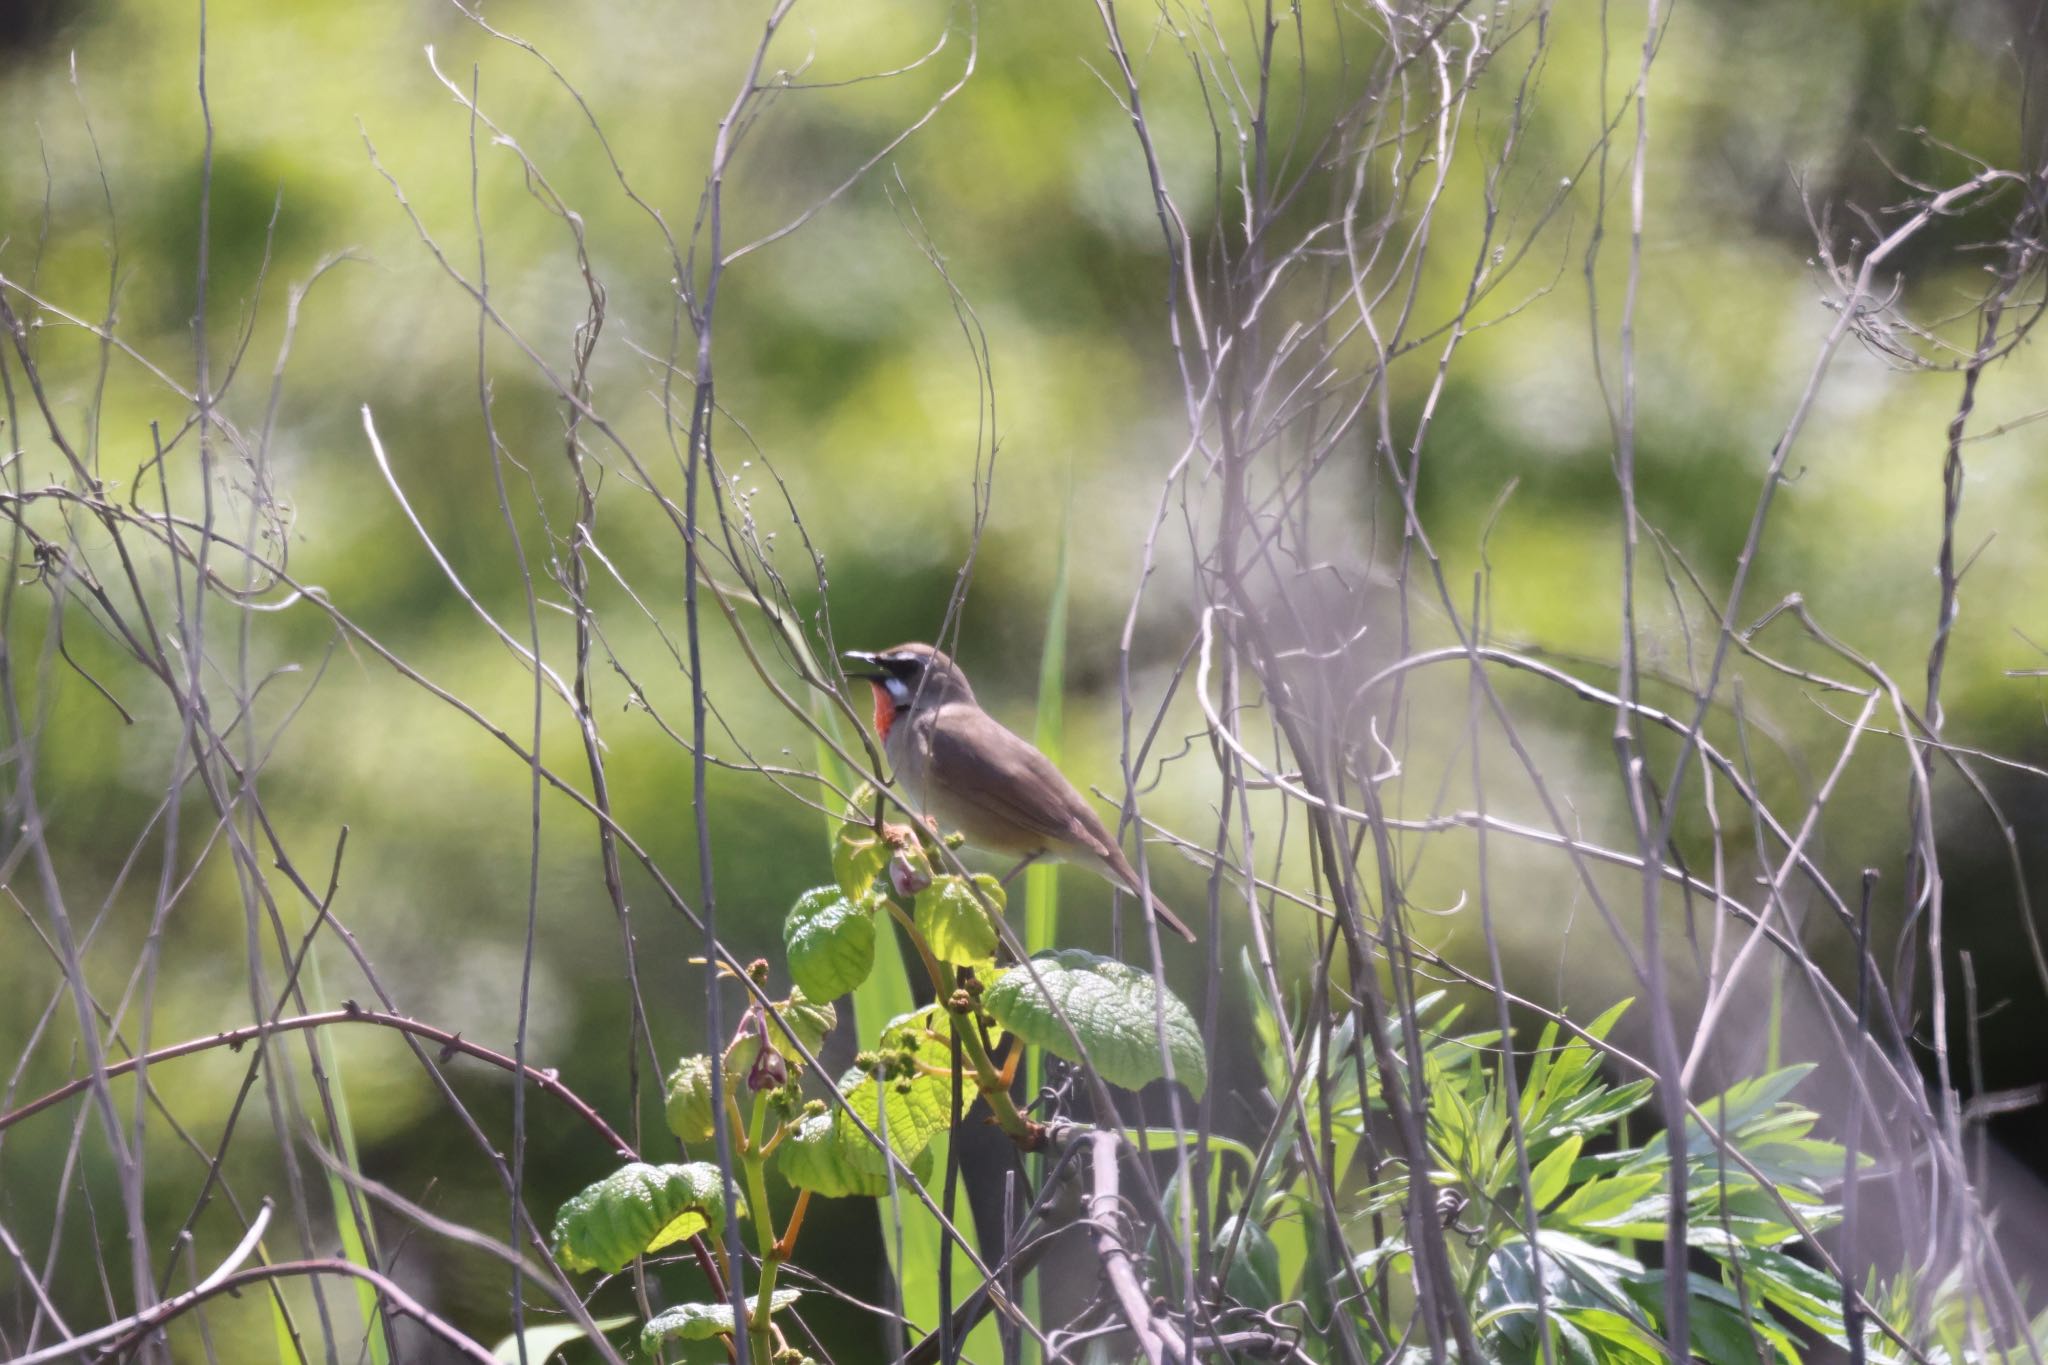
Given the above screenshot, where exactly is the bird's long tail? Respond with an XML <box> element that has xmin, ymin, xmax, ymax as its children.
<box><xmin>1096</xmin><ymin>849</ymin><xmax>1198</xmax><ymax>943</ymax></box>
<box><xmin>1142</xmin><ymin>890</ymin><xmax>1198</xmax><ymax>944</ymax></box>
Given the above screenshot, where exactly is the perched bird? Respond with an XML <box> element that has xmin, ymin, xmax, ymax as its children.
<box><xmin>843</xmin><ymin>642</ymin><xmax>1196</xmax><ymax>943</ymax></box>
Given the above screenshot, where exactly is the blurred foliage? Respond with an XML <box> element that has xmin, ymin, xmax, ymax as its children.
<box><xmin>2</xmin><ymin>0</ymin><xmax>2046</xmax><ymax>1358</ymax></box>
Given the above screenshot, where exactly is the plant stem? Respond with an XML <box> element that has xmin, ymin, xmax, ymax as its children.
<box><xmin>946</xmin><ymin>1006</ymin><xmax>1034</xmax><ymax>1142</ymax></box>
<box><xmin>742</xmin><ymin>1091</ymin><xmax>782</xmax><ymax>1363</ymax></box>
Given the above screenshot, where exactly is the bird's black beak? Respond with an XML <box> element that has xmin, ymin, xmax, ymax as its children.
<box><xmin>841</xmin><ymin>650</ymin><xmax>886</xmax><ymax>681</ymax></box>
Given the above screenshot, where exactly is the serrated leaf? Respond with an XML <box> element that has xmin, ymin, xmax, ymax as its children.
<box><xmin>982</xmin><ymin>949</ymin><xmax>1207</xmax><ymax>1097</ymax></box>
<box><xmin>834</xmin><ymin>1006</ymin><xmax>969</xmax><ymax>1174</ymax></box>
<box><xmin>783</xmin><ymin>886</ymin><xmax>876</xmax><ymax>1002</ymax></box>
<box><xmin>767</xmin><ymin>988</ymin><xmax>836</xmax><ymax>1063</ymax></box>
<box><xmin>833</xmin><ymin>822</ymin><xmax>887</xmax><ymax>899</ymax></box>
<box><xmin>664</xmin><ymin>1055</ymin><xmax>717</xmax><ymax>1144</ymax></box>
<box><xmin>639</xmin><ymin>1292</ymin><xmax>801</xmax><ymax>1352</ymax></box>
<box><xmin>779</xmin><ymin>1112</ymin><xmax>934</xmax><ymax>1196</ymax></box>
<box><xmin>915</xmin><ymin>875</ymin><xmax>1003</xmax><ymax>968</ymax></box>
<box><xmin>551</xmin><ymin>1163</ymin><xmax>738</xmax><ymax>1275</ymax></box>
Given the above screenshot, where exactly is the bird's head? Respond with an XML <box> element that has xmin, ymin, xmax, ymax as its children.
<box><xmin>842</xmin><ymin>642</ymin><xmax>976</xmax><ymax>737</ymax></box>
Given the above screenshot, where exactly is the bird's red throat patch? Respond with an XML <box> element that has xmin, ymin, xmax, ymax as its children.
<box><xmin>867</xmin><ymin>680</ymin><xmax>898</xmax><ymax>741</ymax></box>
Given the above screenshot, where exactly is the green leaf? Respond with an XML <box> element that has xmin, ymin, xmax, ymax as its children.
<box><xmin>767</xmin><ymin>987</ymin><xmax>837</xmax><ymax>1064</ymax></box>
<box><xmin>783</xmin><ymin>886</ymin><xmax>877</xmax><ymax>1002</ymax></box>
<box><xmin>489</xmin><ymin>1316</ymin><xmax>634</xmax><ymax>1364</ymax></box>
<box><xmin>1214</xmin><ymin>1214</ymin><xmax>1282</xmax><ymax>1310</ymax></box>
<box><xmin>1549</xmin><ymin>1170</ymin><xmax>1664</xmax><ymax>1232</ymax></box>
<box><xmin>779</xmin><ymin>1112</ymin><xmax>934</xmax><ymax>1197</ymax></box>
<box><xmin>915</xmin><ymin>875</ymin><xmax>1003</xmax><ymax>968</ymax></box>
<box><xmin>1528</xmin><ymin>1134</ymin><xmax>1582</xmax><ymax>1212</ymax></box>
<box><xmin>982</xmin><ymin>949</ymin><xmax>1207</xmax><ymax>1097</ymax></box>
<box><xmin>639</xmin><ymin>1292</ymin><xmax>801</xmax><ymax>1352</ymax></box>
<box><xmin>550</xmin><ymin>1162</ymin><xmax>739</xmax><ymax>1275</ymax></box>
<box><xmin>834</xmin><ymin>1006</ymin><xmax>970</xmax><ymax>1173</ymax></box>
<box><xmin>1479</xmin><ymin>1233</ymin><xmax>1647</xmax><ymax>1357</ymax></box>
<box><xmin>833</xmin><ymin>822</ymin><xmax>888</xmax><ymax>899</ymax></box>
<box><xmin>664</xmin><ymin>1055</ymin><xmax>718</xmax><ymax>1144</ymax></box>
<box><xmin>1556</xmin><ymin>1306</ymin><xmax>1666</xmax><ymax>1364</ymax></box>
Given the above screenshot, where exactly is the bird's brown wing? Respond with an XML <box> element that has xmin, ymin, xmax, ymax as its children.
<box><xmin>926</xmin><ymin>709</ymin><xmax>1197</xmax><ymax>943</ymax></box>
<box><xmin>924</xmin><ymin>709</ymin><xmax>1118</xmax><ymax>859</ymax></box>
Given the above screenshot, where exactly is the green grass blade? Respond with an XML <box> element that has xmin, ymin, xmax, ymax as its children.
<box><xmin>1024</xmin><ymin>488</ymin><xmax>1070</xmax><ymax>962</ymax></box>
<box><xmin>298</xmin><ymin>931</ymin><xmax>392</xmax><ymax>1365</ymax></box>
<box><xmin>1019</xmin><ymin>485</ymin><xmax>1072</xmax><ymax>1365</ymax></box>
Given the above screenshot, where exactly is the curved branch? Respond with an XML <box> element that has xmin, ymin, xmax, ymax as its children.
<box><xmin>0</xmin><ymin>1007</ymin><xmax>634</xmax><ymax>1157</ymax></box>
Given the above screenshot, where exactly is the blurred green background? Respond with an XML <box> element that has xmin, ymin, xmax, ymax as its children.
<box><xmin>2</xmin><ymin>0</ymin><xmax>2046</xmax><ymax>1358</ymax></box>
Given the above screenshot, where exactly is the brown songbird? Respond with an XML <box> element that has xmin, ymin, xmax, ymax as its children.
<box><xmin>843</xmin><ymin>642</ymin><xmax>1197</xmax><ymax>943</ymax></box>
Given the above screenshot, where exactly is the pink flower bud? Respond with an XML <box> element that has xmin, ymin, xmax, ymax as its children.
<box><xmin>889</xmin><ymin>847</ymin><xmax>932</xmax><ymax>898</ymax></box>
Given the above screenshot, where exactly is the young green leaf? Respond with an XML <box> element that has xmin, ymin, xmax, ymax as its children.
<box><xmin>1527</xmin><ymin>1134</ymin><xmax>1583</xmax><ymax>1212</ymax></box>
<box><xmin>783</xmin><ymin>886</ymin><xmax>877</xmax><ymax>1002</ymax></box>
<box><xmin>767</xmin><ymin>987</ymin><xmax>837</xmax><ymax>1064</ymax></box>
<box><xmin>833</xmin><ymin>1007</ymin><xmax>969</xmax><ymax>1173</ymax></box>
<box><xmin>832</xmin><ymin>822</ymin><xmax>888</xmax><ymax>899</ymax></box>
<box><xmin>981</xmin><ymin>949</ymin><xmax>1207</xmax><ymax>1097</ymax></box>
<box><xmin>1549</xmin><ymin>1170</ymin><xmax>1665</xmax><ymax>1232</ymax></box>
<box><xmin>663</xmin><ymin>1055</ymin><xmax>717</xmax><ymax>1144</ymax></box>
<box><xmin>779</xmin><ymin>1112</ymin><xmax>936</xmax><ymax>1197</ymax></box>
<box><xmin>639</xmin><ymin>1292</ymin><xmax>802</xmax><ymax>1353</ymax></box>
<box><xmin>551</xmin><ymin>1162</ymin><xmax>738</xmax><ymax>1275</ymax></box>
<box><xmin>915</xmin><ymin>875</ymin><xmax>1003</xmax><ymax>969</ymax></box>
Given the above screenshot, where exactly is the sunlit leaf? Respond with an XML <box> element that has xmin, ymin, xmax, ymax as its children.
<box><xmin>639</xmin><ymin>1292</ymin><xmax>801</xmax><ymax>1353</ymax></box>
<box><xmin>767</xmin><ymin>987</ymin><xmax>837</xmax><ymax>1064</ymax></box>
<box><xmin>779</xmin><ymin>1112</ymin><xmax>934</xmax><ymax>1197</ymax></box>
<box><xmin>551</xmin><ymin>1163</ymin><xmax>738</xmax><ymax>1275</ymax></box>
<box><xmin>915</xmin><ymin>874</ymin><xmax>1003</xmax><ymax>969</ymax></box>
<box><xmin>783</xmin><ymin>885</ymin><xmax>877</xmax><ymax>1002</ymax></box>
<box><xmin>832</xmin><ymin>822</ymin><xmax>888</xmax><ymax>900</ymax></box>
<box><xmin>664</xmin><ymin>1055</ymin><xmax>718</xmax><ymax>1144</ymax></box>
<box><xmin>984</xmin><ymin>949</ymin><xmax>1206</xmax><ymax>1097</ymax></box>
<box><xmin>1528</xmin><ymin>1134</ymin><xmax>1582</xmax><ymax>1212</ymax></box>
<box><xmin>833</xmin><ymin>1006</ymin><xmax>968</xmax><ymax>1173</ymax></box>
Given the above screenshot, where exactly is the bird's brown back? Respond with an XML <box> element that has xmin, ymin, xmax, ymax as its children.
<box><xmin>920</xmin><ymin>705</ymin><xmax>1115</xmax><ymax>862</ymax></box>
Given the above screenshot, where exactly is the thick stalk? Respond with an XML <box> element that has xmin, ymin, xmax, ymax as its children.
<box><xmin>741</xmin><ymin>1092</ymin><xmax>782</xmax><ymax>1363</ymax></box>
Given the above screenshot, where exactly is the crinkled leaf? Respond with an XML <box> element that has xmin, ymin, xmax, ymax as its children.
<box><xmin>783</xmin><ymin>885</ymin><xmax>876</xmax><ymax>1002</ymax></box>
<box><xmin>982</xmin><ymin>949</ymin><xmax>1207</xmax><ymax>1097</ymax></box>
<box><xmin>915</xmin><ymin>875</ymin><xmax>1003</xmax><ymax>968</ymax></box>
<box><xmin>663</xmin><ymin>1055</ymin><xmax>718</xmax><ymax>1144</ymax></box>
<box><xmin>779</xmin><ymin>1112</ymin><xmax>935</xmax><ymax>1197</ymax></box>
<box><xmin>834</xmin><ymin>1006</ymin><xmax>968</xmax><ymax>1174</ymax></box>
<box><xmin>832</xmin><ymin>822</ymin><xmax>887</xmax><ymax>900</ymax></box>
<box><xmin>767</xmin><ymin>988</ymin><xmax>837</xmax><ymax>1064</ymax></box>
<box><xmin>551</xmin><ymin>1163</ymin><xmax>738</xmax><ymax>1274</ymax></box>
<box><xmin>638</xmin><ymin>1292</ymin><xmax>801</xmax><ymax>1352</ymax></box>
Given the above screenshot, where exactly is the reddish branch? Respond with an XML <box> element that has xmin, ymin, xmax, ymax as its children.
<box><xmin>0</xmin><ymin>1005</ymin><xmax>633</xmax><ymax>1158</ymax></box>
